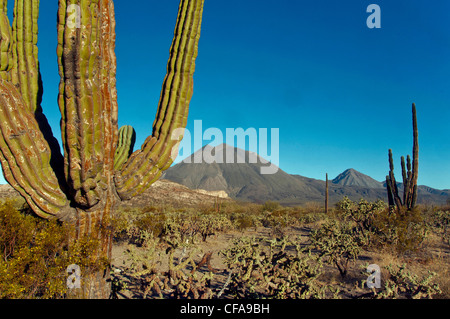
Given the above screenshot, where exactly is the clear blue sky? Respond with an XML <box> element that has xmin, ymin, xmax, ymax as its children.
<box><xmin>3</xmin><ymin>0</ymin><xmax>450</xmax><ymax>190</ymax></box>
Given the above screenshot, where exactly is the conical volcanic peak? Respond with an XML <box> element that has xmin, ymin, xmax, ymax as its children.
<box><xmin>332</xmin><ymin>168</ymin><xmax>384</xmax><ymax>189</ymax></box>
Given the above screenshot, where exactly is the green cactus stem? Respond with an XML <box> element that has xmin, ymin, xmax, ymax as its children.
<box><xmin>114</xmin><ymin>125</ymin><xmax>136</xmax><ymax>171</ymax></box>
<box><xmin>386</xmin><ymin>175</ymin><xmax>394</xmax><ymax>207</ymax></box>
<box><xmin>0</xmin><ymin>0</ymin><xmax>13</xmax><ymax>80</ymax></box>
<box><xmin>387</xmin><ymin>148</ymin><xmax>403</xmax><ymax>210</ymax></box>
<box><xmin>410</xmin><ymin>103</ymin><xmax>419</xmax><ymax>208</ymax></box>
<box><xmin>57</xmin><ymin>0</ymin><xmax>118</xmax><ymax>208</ymax></box>
<box><xmin>0</xmin><ymin>0</ymin><xmax>68</xmax><ymax>219</ymax></box>
<box><xmin>10</xmin><ymin>0</ymin><xmax>40</xmax><ymax>112</ymax></box>
<box><xmin>0</xmin><ymin>79</ymin><xmax>69</xmax><ymax>218</ymax></box>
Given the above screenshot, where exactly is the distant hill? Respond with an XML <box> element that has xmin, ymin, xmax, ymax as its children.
<box><xmin>164</xmin><ymin>144</ymin><xmax>450</xmax><ymax>206</ymax></box>
<box><xmin>163</xmin><ymin>144</ymin><xmax>324</xmax><ymax>204</ymax></box>
<box><xmin>332</xmin><ymin>168</ymin><xmax>384</xmax><ymax>188</ymax></box>
<box><xmin>0</xmin><ymin>180</ymin><xmax>232</xmax><ymax>210</ymax></box>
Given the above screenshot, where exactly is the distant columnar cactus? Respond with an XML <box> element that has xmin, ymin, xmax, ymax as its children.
<box><xmin>0</xmin><ymin>0</ymin><xmax>204</xmax><ymax>298</ymax></box>
<box><xmin>386</xmin><ymin>103</ymin><xmax>419</xmax><ymax>212</ymax></box>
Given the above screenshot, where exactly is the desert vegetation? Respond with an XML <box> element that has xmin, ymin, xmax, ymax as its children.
<box><xmin>1</xmin><ymin>195</ymin><xmax>448</xmax><ymax>299</ymax></box>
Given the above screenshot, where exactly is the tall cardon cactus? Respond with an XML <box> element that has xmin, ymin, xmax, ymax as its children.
<box><xmin>386</xmin><ymin>103</ymin><xmax>419</xmax><ymax>212</ymax></box>
<box><xmin>0</xmin><ymin>0</ymin><xmax>204</xmax><ymax>298</ymax></box>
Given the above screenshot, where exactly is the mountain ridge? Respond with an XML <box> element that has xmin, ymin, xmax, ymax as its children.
<box><xmin>164</xmin><ymin>144</ymin><xmax>449</xmax><ymax>206</ymax></box>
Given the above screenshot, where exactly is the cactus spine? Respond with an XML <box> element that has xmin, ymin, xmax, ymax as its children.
<box><xmin>0</xmin><ymin>0</ymin><xmax>204</xmax><ymax>298</ymax></box>
<box><xmin>386</xmin><ymin>103</ymin><xmax>419</xmax><ymax>211</ymax></box>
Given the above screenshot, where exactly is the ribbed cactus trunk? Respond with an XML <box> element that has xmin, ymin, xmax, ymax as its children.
<box><xmin>386</xmin><ymin>103</ymin><xmax>419</xmax><ymax>212</ymax></box>
<box><xmin>0</xmin><ymin>0</ymin><xmax>204</xmax><ymax>298</ymax></box>
<box><xmin>66</xmin><ymin>198</ymin><xmax>117</xmax><ymax>299</ymax></box>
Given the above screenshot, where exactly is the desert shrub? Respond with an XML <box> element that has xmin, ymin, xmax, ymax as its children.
<box><xmin>131</xmin><ymin>236</ymin><xmax>162</xmax><ymax>273</ymax></box>
<box><xmin>111</xmin><ymin>212</ymin><xmax>131</xmax><ymax>243</ymax></box>
<box><xmin>111</xmin><ymin>208</ymin><xmax>168</xmax><ymax>246</ymax></box>
<box><xmin>245</xmin><ymin>203</ymin><xmax>265</xmax><ymax>215</ymax></box>
<box><xmin>262</xmin><ymin>200</ymin><xmax>280</xmax><ymax>212</ymax></box>
<box><xmin>135</xmin><ymin>213</ymin><xmax>167</xmax><ymax>239</ymax></box>
<box><xmin>0</xmin><ymin>202</ymin><xmax>68</xmax><ymax>298</ymax></box>
<box><xmin>161</xmin><ymin>213</ymin><xmax>195</xmax><ymax>248</ymax></box>
<box><xmin>372</xmin><ymin>207</ymin><xmax>428</xmax><ymax>252</ymax></box>
<box><xmin>220</xmin><ymin>236</ymin><xmax>329</xmax><ymax>299</ymax></box>
<box><xmin>429</xmin><ymin>209</ymin><xmax>450</xmax><ymax>229</ymax></box>
<box><xmin>0</xmin><ymin>202</ymin><xmax>35</xmax><ymax>261</ymax></box>
<box><xmin>234</xmin><ymin>214</ymin><xmax>255</xmax><ymax>232</ymax></box>
<box><xmin>117</xmin><ymin>243</ymin><xmax>216</xmax><ymax>299</ymax></box>
<box><xmin>114</xmin><ymin>207</ymin><xmax>237</xmax><ymax>247</ymax></box>
<box><xmin>335</xmin><ymin>197</ymin><xmax>428</xmax><ymax>252</ymax></box>
<box><xmin>297</xmin><ymin>210</ymin><xmax>327</xmax><ymax>224</ymax></box>
<box><xmin>303</xmin><ymin>201</ymin><xmax>323</xmax><ymax>214</ymax></box>
<box><xmin>282</xmin><ymin>207</ymin><xmax>304</xmax><ymax>220</ymax></box>
<box><xmin>164</xmin><ymin>247</ymin><xmax>216</xmax><ymax>299</ymax></box>
<box><xmin>260</xmin><ymin>210</ymin><xmax>298</xmax><ymax>237</ymax></box>
<box><xmin>360</xmin><ymin>263</ymin><xmax>442</xmax><ymax>299</ymax></box>
<box><xmin>310</xmin><ymin>220</ymin><xmax>361</xmax><ymax>278</ymax></box>
<box><xmin>229</xmin><ymin>212</ymin><xmax>261</xmax><ymax>232</ymax></box>
<box><xmin>427</xmin><ymin>209</ymin><xmax>450</xmax><ymax>245</ymax></box>
<box><xmin>196</xmin><ymin>213</ymin><xmax>234</xmax><ymax>242</ymax></box>
<box><xmin>0</xmin><ymin>201</ymin><xmax>103</xmax><ymax>299</ymax></box>
<box><xmin>141</xmin><ymin>205</ymin><xmax>160</xmax><ymax>214</ymax></box>
<box><xmin>160</xmin><ymin>210</ymin><xmax>232</xmax><ymax>247</ymax></box>
<box><xmin>335</xmin><ymin>197</ymin><xmax>386</xmax><ymax>248</ymax></box>
<box><xmin>220</xmin><ymin>201</ymin><xmax>248</xmax><ymax>215</ymax></box>
<box><xmin>262</xmin><ymin>210</ymin><xmax>290</xmax><ymax>226</ymax></box>
<box><xmin>111</xmin><ymin>207</ymin><xmax>143</xmax><ymax>242</ymax></box>
<box><xmin>336</xmin><ymin>197</ymin><xmax>386</xmax><ymax>231</ymax></box>
<box><xmin>288</xmin><ymin>203</ymin><xmax>328</xmax><ymax>224</ymax></box>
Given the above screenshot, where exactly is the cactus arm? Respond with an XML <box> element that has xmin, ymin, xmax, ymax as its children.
<box><xmin>401</xmin><ymin>156</ymin><xmax>409</xmax><ymax>205</ymax></box>
<box><xmin>113</xmin><ymin>125</ymin><xmax>136</xmax><ymax>171</ymax></box>
<box><xmin>0</xmin><ymin>0</ymin><xmax>68</xmax><ymax>219</ymax></box>
<box><xmin>9</xmin><ymin>0</ymin><xmax>40</xmax><ymax>112</ymax></box>
<box><xmin>57</xmin><ymin>0</ymin><xmax>118</xmax><ymax>208</ymax></box>
<box><xmin>0</xmin><ymin>79</ymin><xmax>69</xmax><ymax>218</ymax></box>
<box><xmin>100</xmin><ymin>0</ymin><xmax>119</xmax><ymax>177</ymax></box>
<box><xmin>387</xmin><ymin>149</ymin><xmax>403</xmax><ymax>210</ymax></box>
<box><xmin>386</xmin><ymin>175</ymin><xmax>395</xmax><ymax>208</ymax></box>
<box><xmin>403</xmin><ymin>104</ymin><xmax>419</xmax><ymax>209</ymax></box>
<box><xmin>0</xmin><ymin>0</ymin><xmax>13</xmax><ymax>80</ymax></box>
<box><xmin>115</xmin><ymin>0</ymin><xmax>204</xmax><ymax>200</ymax></box>
<box><xmin>13</xmin><ymin>0</ymin><xmax>67</xmax><ymax>187</ymax></box>
<box><xmin>410</xmin><ymin>103</ymin><xmax>418</xmax><ymax>208</ymax></box>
